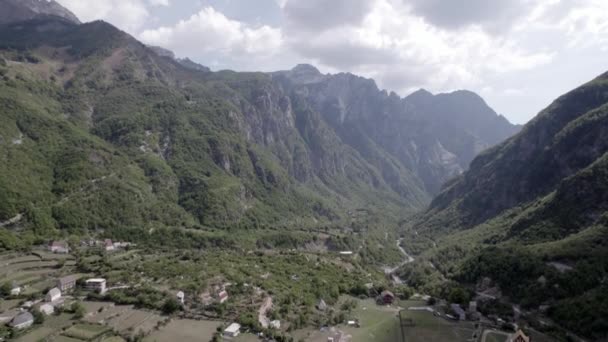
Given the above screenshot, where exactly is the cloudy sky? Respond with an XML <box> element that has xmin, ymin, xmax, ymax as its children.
<box><xmin>56</xmin><ymin>0</ymin><xmax>608</xmax><ymax>124</ymax></box>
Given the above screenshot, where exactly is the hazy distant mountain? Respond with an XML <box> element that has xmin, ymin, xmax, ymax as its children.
<box><xmin>0</xmin><ymin>0</ymin><xmax>80</xmax><ymax>25</ymax></box>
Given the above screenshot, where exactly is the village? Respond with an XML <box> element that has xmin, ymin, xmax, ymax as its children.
<box><xmin>0</xmin><ymin>238</ymin><xmax>556</xmax><ymax>342</ymax></box>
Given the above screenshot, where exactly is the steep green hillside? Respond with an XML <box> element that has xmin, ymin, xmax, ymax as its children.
<box><xmin>0</xmin><ymin>12</ymin><xmax>520</xmax><ymax>240</ymax></box>
<box><xmin>0</xmin><ymin>17</ymin><xmax>420</xmax><ymax>235</ymax></box>
<box><xmin>406</xmin><ymin>72</ymin><xmax>608</xmax><ymax>340</ymax></box>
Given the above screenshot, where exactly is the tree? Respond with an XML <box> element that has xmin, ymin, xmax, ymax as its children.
<box><xmin>71</xmin><ymin>302</ymin><xmax>86</xmax><ymax>319</ymax></box>
<box><xmin>33</xmin><ymin>310</ymin><xmax>45</xmax><ymax>324</ymax></box>
<box><xmin>0</xmin><ymin>282</ymin><xmax>12</xmax><ymax>298</ymax></box>
<box><xmin>161</xmin><ymin>298</ymin><xmax>181</xmax><ymax>315</ymax></box>
<box><xmin>448</xmin><ymin>287</ymin><xmax>469</xmax><ymax>305</ymax></box>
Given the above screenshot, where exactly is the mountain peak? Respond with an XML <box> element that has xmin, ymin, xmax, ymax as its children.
<box><xmin>291</xmin><ymin>64</ymin><xmax>321</xmax><ymax>75</ymax></box>
<box><xmin>406</xmin><ymin>88</ymin><xmax>434</xmax><ymax>100</ymax></box>
<box><xmin>0</xmin><ymin>0</ymin><xmax>80</xmax><ymax>25</ymax></box>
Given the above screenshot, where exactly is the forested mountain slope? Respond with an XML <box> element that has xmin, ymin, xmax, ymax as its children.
<box><xmin>0</xmin><ymin>10</ymin><xmax>518</xmax><ymax>235</ymax></box>
<box><xmin>407</xmin><ymin>72</ymin><xmax>608</xmax><ymax>340</ymax></box>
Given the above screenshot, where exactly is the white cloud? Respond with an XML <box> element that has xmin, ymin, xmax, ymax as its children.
<box><xmin>282</xmin><ymin>0</ymin><xmax>553</xmax><ymax>93</ymax></box>
<box><xmin>58</xmin><ymin>0</ymin><xmax>150</xmax><ymax>33</ymax></box>
<box><xmin>148</xmin><ymin>0</ymin><xmax>170</xmax><ymax>6</ymax></box>
<box><xmin>139</xmin><ymin>7</ymin><xmax>282</xmax><ymax>56</ymax></box>
<box><xmin>56</xmin><ymin>0</ymin><xmax>608</xmax><ymax>123</ymax></box>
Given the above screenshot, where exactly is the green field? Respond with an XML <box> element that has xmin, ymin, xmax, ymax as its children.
<box><xmin>484</xmin><ymin>331</ymin><xmax>510</xmax><ymax>342</ymax></box>
<box><xmin>100</xmin><ymin>336</ymin><xmax>127</xmax><ymax>342</ymax></box>
<box><xmin>52</xmin><ymin>336</ymin><xmax>86</xmax><ymax>342</ymax></box>
<box><xmin>14</xmin><ymin>327</ymin><xmax>55</xmax><ymax>342</ymax></box>
<box><xmin>143</xmin><ymin>319</ymin><xmax>221</xmax><ymax>342</ymax></box>
<box><xmin>63</xmin><ymin>323</ymin><xmax>111</xmax><ymax>340</ymax></box>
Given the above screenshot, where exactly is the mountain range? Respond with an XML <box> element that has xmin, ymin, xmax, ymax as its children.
<box><xmin>408</xmin><ymin>71</ymin><xmax>608</xmax><ymax>340</ymax></box>
<box><xmin>2</xmin><ymin>0</ymin><xmax>608</xmax><ymax>340</ymax></box>
<box><xmin>0</xmin><ymin>0</ymin><xmax>519</xmax><ymax>233</ymax></box>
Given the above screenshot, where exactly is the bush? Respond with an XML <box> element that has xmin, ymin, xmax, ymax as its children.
<box><xmin>161</xmin><ymin>298</ymin><xmax>181</xmax><ymax>315</ymax></box>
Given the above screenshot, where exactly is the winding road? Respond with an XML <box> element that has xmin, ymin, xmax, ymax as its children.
<box><xmin>383</xmin><ymin>238</ymin><xmax>415</xmax><ymax>284</ymax></box>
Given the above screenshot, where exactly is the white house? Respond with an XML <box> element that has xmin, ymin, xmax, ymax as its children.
<box><xmin>49</xmin><ymin>241</ymin><xmax>69</xmax><ymax>254</ymax></box>
<box><xmin>46</xmin><ymin>287</ymin><xmax>61</xmax><ymax>302</ymax></box>
<box><xmin>39</xmin><ymin>303</ymin><xmax>54</xmax><ymax>315</ymax></box>
<box><xmin>10</xmin><ymin>286</ymin><xmax>21</xmax><ymax>296</ymax></box>
<box><xmin>104</xmin><ymin>239</ymin><xmax>115</xmax><ymax>251</ymax></box>
<box><xmin>224</xmin><ymin>323</ymin><xmax>241</xmax><ymax>339</ymax></box>
<box><xmin>218</xmin><ymin>290</ymin><xmax>229</xmax><ymax>304</ymax></box>
<box><xmin>85</xmin><ymin>278</ymin><xmax>107</xmax><ymax>294</ymax></box>
<box><xmin>270</xmin><ymin>320</ymin><xmax>281</xmax><ymax>329</ymax></box>
<box><xmin>176</xmin><ymin>291</ymin><xmax>185</xmax><ymax>304</ymax></box>
<box><xmin>57</xmin><ymin>275</ymin><xmax>79</xmax><ymax>292</ymax></box>
<box><xmin>10</xmin><ymin>312</ymin><xmax>34</xmax><ymax>330</ymax></box>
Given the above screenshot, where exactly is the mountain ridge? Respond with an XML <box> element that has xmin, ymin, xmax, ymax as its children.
<box><xmin>0</xmin><ymin>0</ymin><xmax>80</xmax><ymax>25</ymax></box>
<box><xmin>0</xmin><ymin>15</ymin><xmax>519</xmax><ymax>235</ymax></box>
<box><xmin>406</xmin><ymin>71</ymin><xmax>608</xmax><ymax>341</ymax></box>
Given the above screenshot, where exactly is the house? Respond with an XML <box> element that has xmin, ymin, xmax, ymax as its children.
<box><xmin>39</xmin><ymin>303</ymin><xmax>54</xmax><ymax>315</ymax></box>
<box><xmin>200</xmin><ymin>292</ymin><xmax>213</xmax><ymax>306</ymax></box>
<box><xmin>223</xmin><ymin>323</ymin><xmax>241</xmax><ymax>339</ymax></box>
<box><xmin>316</xmin><ymin>299</ymin><xmax>328</xmax><ymax>311</ymax></box>
<box><xmin>10</xmin><ymin>286</ymin><xmax>21</xmax><ymax>296</ymax></box>
<box><xmin>46</xmin><ymin>287</ymin><xmax>61</xmax><ymax>302</ymax></box>
<box><xmin>511</xmin><ymin>330</ymin><xmax>530</xmax><ymax>342</ymax></box>
<box><xmin>450</xmin><ymin>303</ymin><xmax>466</xmax><ymax>321</ymax></box>
<box><xmin>270</xmin><ymin>320</ymin><xmax>281</xmax><ymax>329</ymax></box>
<box><xmin>57</xmin><ymin>275</ymin><xmax>79</xmax><ymax>292</ymax></box>
<box><xmin>377</xmin><ymin>290</ymin><xmax>395</xmax><ymax>305</ymax></box>
<box><xmin>113</xmin><ymin>241</ymin><xmax>133</xmax><ymax>249</ymax></box>
<box><xmin>10</xmin><ymin>312</ymin><xmax>34</xmax><ymax>330</ymax></box>
<box><xmin>218</xmin><ymin>290</ymin><xmax>229</xmax><ymax>304</ymax></box>
<box><xmin>468</xmin><ymin>301</ymin><xmax>477</xmax><ymax>313</ymax></box>
<box><xmin>104</xmin><ymin>239</ymin><xmax>115</xmax><ymax>251</ymax></box>
<box><xmin>85</xmin><ymin>278</ymin><xmax>107</xmax><ymax>294</ymax></box>
<box><xmin>347</xmin><ymin>320</ymin><xmax>360</xmax><ymax>327</ymax></box>
<box><xmin>177</xmin><ymin>291</ymin><xmax>185</xmax><ymax>304</ymax></box>
<box><xmin>49</xmin><ymin>241</ymin><xmax>69</xmax><ymax>254</ymax></box>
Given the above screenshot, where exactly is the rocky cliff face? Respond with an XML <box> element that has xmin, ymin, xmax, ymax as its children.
<box><xmin>419</xmin><ymin>71</ymin><xmax>608</xmax><ymax>232</ymax></box>
<box><xmin>0</xmin><ymin>0</ymin><xmax>80</xmax><ymax>25</ymax></box>
<box><xmin>273</xmin><ymin>65</ymin><xmax>520</xmax><ymax>194</ymax></box>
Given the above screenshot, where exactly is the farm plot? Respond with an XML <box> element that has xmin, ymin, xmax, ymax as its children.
<box><xmin>84</xmin><ymin>305</ymin><xmax>134</xmax><ymax>324</ymax></box>
<box><xmin>105</xmin><ymin>308</ymin><xmax>164</xmax><ymax>336</ymax></box>
<box><xmin>0</xmin><ymin>260</ymin><xmax>59</xmax><ymax>273</ymax></box>
<box><xmin>53</xmin><ymin>336</ymin><xmax>87</xmax><ymax>342</ymax></box>
<box><xmin>143</xmin><ymin>319</ymin><xmax>222</xmax><ymax>342</ymax></box>
<box><xmin>14</xmin><ymin>327</ymin><xmax>55</xmax><ymax>342</ymax></box>
<box><xmin>14</xmin><ymin>314</ymin><xmax>73</xmax><ymax>342</ymax></box>
<box><xmin>398</xmin><ymin>302</ymin><xmax>478</xmax><ymax>342</ymax></box>
<box><xmin>2</xmin><ymin>268</ymin><xmax>57</xmax><ymax>285</ymax></box>
<box><xmin>483</xmin><ymin>331</ymin><xmax>510</xmax><ymax>342</ymax></box>
<box><xmin>100</xmin><ymin>337</ymin><xmax>126</xmax><ymax>342</ymax></box>
<box><xmin>62</xmin><ymin>323</ymin><xmax>111</xmax><ymax>340</ymax></box>
<box><xmin>82</xmin><ymin>301</ymin><xmax>114</xmax><ymax>316</ymax></box>
<box><xmin>0</xmin><ymin>255</ymin><xmax>41</xmax><ymax>265</ymax></box>
<box><xmin>0</xmin><ymin>299</ymin><xmax>20</xmax><ymax>311</ymax></box>
<box><xmin>35</xmin><ymin>251</ymin><xmax>75</xmax><ymax>261</ymax></box>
